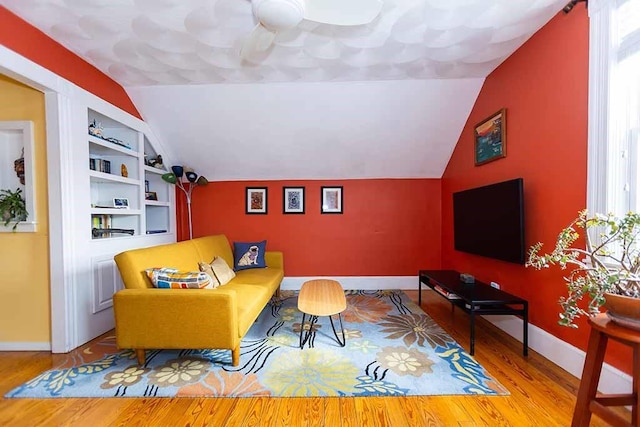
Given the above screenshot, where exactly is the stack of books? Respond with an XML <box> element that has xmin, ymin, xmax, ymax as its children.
<box><xmin>91</xmin><ymin>214</ymin><xmax>112</xmax><ymax>238</ymax></box>
<box><xmin>433</xmin><ymin>285</ymin><xmax>460</xmax><ymax>300</ymax></box>
<box><xmin>89</xmin><ymin>158</ymin><xmax>111</xmax><ymax>174</ymax></box>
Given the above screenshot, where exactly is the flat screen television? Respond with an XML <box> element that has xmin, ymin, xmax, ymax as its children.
<box><xmin>452</xmin><ymin>178</ymin><xmax>525</xmax><ymax>264</ymax></box>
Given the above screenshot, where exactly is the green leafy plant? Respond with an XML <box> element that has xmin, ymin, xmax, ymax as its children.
<box><xmin>526</xmin><ymin>210</ymin><xmax>640</xmax><ymax>328</ymax></box>
<box><xmin>0</xmin><ymin>188</ymin><xmax>27</xmax><ymax>230</ymax></box>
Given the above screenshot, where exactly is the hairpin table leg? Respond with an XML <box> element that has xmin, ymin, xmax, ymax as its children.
<box><xmin>330</xmin><ymin>313</ymin><xmax>346</xmax><ymax>347</ymax></box>
<box><xmin>299</xmin><ymin>314</ymin><xmax>318</xmax><ymax>349</ymax></box>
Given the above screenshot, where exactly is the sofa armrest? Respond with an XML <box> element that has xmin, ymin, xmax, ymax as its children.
<box><xmin>265</xmin><ymin>251</ymin><xmax>284</xmax><ymax>269</ymax></box>
<box><xmin>113</xmin><ymin>288</ymin><xmax>240</xmax><ymax>350</ymax></box>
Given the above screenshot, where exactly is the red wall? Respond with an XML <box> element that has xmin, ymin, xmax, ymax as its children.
<box><xmin>0</xmin><ymin>7</ymin><xmax>140</xmax><ymax>118</ymax></box>
<box><xmin>181</xmin><ymin>179</ymin><xmax>442</xmax><ymax>276</ymax></box>
<box><xmin>442</xmin><ymin>8</ymin><xmax>630</xmax><ymax>373</ymax></box>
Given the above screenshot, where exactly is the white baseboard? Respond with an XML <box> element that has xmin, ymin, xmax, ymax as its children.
<box><xmin>281</xmin><ymin>276</ymin><xmax>418</xmax><ymax>291</ymax></box>
<box><xmin>485</xmin><ymin>314</ymin><xmax>632</xmax><ymax>395</ymax></box>
<box><xmin>0</xmin><ymin>341</ymin><xmax>51</xmax><ymax>351</ymax></box>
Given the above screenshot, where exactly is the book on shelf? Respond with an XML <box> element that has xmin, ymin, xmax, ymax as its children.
<box><xmin>433</xmin><ymin>285</ymin><xmax>460</xmax><ymax>300</ymax></box>
<box><xmin>89</xmin><ymin>158</ymin><xmax>111</xmax><ymax>174</ymax></box>
<box><xmin>91</xmin><ymin>214</ymin><xmax>113</xmax><ymax>238</ymax></box>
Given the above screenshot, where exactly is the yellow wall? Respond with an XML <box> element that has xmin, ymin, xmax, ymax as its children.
<box><xmin>0</xmin><ymin>74</ymin><xmax>50</xmax><ymax>345</ymax></box>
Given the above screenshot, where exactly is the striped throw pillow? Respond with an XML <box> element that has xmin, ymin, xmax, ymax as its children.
<box><xmin>145</xmin><ymin>267</ymin><xmax>213</xmax><ymax>289</ymax></box>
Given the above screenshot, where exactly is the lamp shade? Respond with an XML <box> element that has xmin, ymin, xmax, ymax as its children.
<box><xmin>196</xmin><ymin>176</ymin><xmax>209</xmax><ymax>186</ymax></box>
<box><xmin>171</xmin><ymin>165</ymin><xmax>184</xmax><ymax>178</ymax></box>
<box><xmin>185</xmin><ymin>171</ymin><xmax>198</xmax><ymax>183</ymax></box>
<box><xmin>161</xmin><ymin>172</ymin><xmax>177</xmax><ymax>184</ymax></box>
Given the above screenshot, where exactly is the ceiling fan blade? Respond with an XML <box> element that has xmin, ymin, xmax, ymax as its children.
<box><xmin>302</xmin><ymin>0</ymin><xmax>382</xmax><ymax>26</ymax></box>
<box><xmin>240</xmin><ymin>23</ymin><xmax>277</xmax><ymax>59</ymax></box>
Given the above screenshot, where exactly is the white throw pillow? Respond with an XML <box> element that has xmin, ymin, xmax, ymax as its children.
<box><xmin>199</xmin><ymin>256</ymin><xmax>236</xmax><ymax>286</ymax></box>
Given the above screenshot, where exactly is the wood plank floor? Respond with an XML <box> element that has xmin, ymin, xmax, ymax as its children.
<box><xmin>0</xmin><ymin>290</ymin><xmax>630</xmax><ymax>426</ymax></box>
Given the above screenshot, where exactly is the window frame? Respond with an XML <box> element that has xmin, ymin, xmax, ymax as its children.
<box><xmin>587</xmin><ymin>0</ymin><xmax>640</xmax><ymax>216</ymax></box>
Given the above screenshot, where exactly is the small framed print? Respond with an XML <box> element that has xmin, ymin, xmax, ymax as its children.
<box><xmin>283</xmin><ymin>187</ymin><xmax>305</xmax><ymax>214</ymax></box>
<box><xmin>246</xmin><ymin>187</ymin><xmax>268</xmax><ymax>214</ymax></box>
<box><xmin>321</xmin><ymin>186</ymin><xmax>343</xmax><ymax>214</ymax></box>
<box><xmin>474</xmin><ymin>108</ymin><xmax>506</xmax><ymax>166</ymax></box>
<box><xmin>113</xmin><ymin>198</ymin><xmax>129</xmax><ymax>209</ymax></box>
<box><xmin>145</xmin><ymin>191</ymin><xmax>158</xmax><ymax>201</ymax></box>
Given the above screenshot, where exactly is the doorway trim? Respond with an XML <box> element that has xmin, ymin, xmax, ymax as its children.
<box><xmin>0</xmin><ymin>45</ymin><xmax>76</xmax><ymax>352</ymax></box>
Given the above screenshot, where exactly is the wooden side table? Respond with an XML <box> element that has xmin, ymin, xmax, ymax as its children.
<box><xmin>298</xmin><ymin>279</ymin><xmax>347</xmax><ymax>349</ymax></box>
<box><xmin>572</xmin><ymin>314</ymin><xmax>639</xmax><ymax>426</ymax></box>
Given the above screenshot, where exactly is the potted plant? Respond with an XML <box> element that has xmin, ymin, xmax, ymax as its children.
<box><xmin>0</xmin><ymin>188</ymin><xmax>28</xmax><ymax>230</ymax></box>
<box><xmin>527</xmin><ymin>210</ymin><xmax>640</xmax><ymax>329</ymax></box>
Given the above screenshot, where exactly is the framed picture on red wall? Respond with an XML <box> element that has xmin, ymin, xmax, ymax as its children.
<box><xmin>246</xmin><ymin>187</ymin><xmax>268</xmax><ymax>214</ymax></box>
<box><xmin>474</xmin><ymin>108</ymin><xmax>506</xmax><ymax>166</ymax></box>
<box><xmin>321</xmin><ymin>186</ymin><xmax>343</xmax><ymax>214</ymax></box>
<box><xmin>283</xmin><ymin>187</ymin><xmax>305</xmax><ymax>214</ymax></box>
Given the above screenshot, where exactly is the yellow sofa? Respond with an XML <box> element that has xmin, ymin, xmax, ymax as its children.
<box><xmin>113</xmin><ymin>234</ymin><xmax>283</xmax><ymax>366</ymax></box>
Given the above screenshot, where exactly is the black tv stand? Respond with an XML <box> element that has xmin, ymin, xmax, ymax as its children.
<box><xmin>419</xmin><ymin>270</ymin><xmax>528</xmax><ymax>356</ymax></box>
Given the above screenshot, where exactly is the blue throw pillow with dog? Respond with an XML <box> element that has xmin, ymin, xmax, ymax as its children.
<box><xmin>233</xmin><ymin>240</ymin><xmax>267</xmax><ymax>271</ymax></box>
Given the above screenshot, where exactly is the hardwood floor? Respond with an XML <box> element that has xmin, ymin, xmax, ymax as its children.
<box><xmin>0</xmin><ymin>290</ymin><xmax>630</xmax><ymax>426</ymax></box>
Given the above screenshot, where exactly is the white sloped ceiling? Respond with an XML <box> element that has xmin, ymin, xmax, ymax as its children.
<box><xmin>126</xmin><ymin>79</ymin><xmax>483</xmax><ymax>180</ymax></box>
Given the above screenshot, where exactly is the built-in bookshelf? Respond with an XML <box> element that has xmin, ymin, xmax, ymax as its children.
<box><xmin>88</xmin><ymin>109</ymin><xmax>172</xmax><ymax>240</ymax></box>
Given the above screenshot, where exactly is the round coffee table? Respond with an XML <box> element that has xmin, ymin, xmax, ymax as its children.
<box><xmin>297</xmin><ymin>279</ymin><xmax>347</xmax><ymax>349</ymax></box>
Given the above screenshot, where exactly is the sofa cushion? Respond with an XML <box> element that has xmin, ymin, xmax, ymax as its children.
<box><xmin>191</xmin><ymin>235</ymin><xmax>235</xmax><ymax>272</ymax></box>
<box><xmin>232</xmin><ymin>267</ymin><xmax>284</xmax><ymax>288</ymax></box>
<box><xmin>226</xmin><ymin>283</ymin><xmax>275</xmax><ymax>336</ymax></box>
<box><xmin>233</xmin><ymin>240</ymin><xmax>267</xmax><ymax>271</ymax></box>
<box><xmin>199</xmin><ymin>257</ymin><xmax>236</xmax><ymax>287</ymax></box>
<box><xmin>145</xmin><ymin>267</ymin><xmax>213</xmax><ymax>289</ymax></box>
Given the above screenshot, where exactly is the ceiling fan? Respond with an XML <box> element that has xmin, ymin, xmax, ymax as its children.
<box><xmin>240</xmin><ymin>0</ymin><xmax>383</xmax><ymax>59</ymax></box>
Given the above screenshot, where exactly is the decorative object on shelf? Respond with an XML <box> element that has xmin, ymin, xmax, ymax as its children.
<box><xmin>148</xmin><ymin>154</ymin><xmax>164</xmax><ymax>169</ymax></box>
<box><xmin>104</xmin><ymin>137</ymin><xmax>131</xmax><ymax>150</ymax></box>
<box><xmin>145</xmin><ymin>191</ymin><xmax>157</xmax><ymax>201</ymax></box>
<box><xmin>14</xmin><ymin>148</ymin><xmax>25</xmax><ymax>185</ymax></box>
<box><xmin>460</xmin><ymin>273</ymin><xmax>475</xmax><ymax>284</ymax></box>
<box><xmin>92</xmin><ymin>228</ymin><xmax>135</xmax><ymax>238</ymax></box>
<box><xmin>88</xmin><ymin>119</ymin><xmax>132</xmax><ymax>150</ymax></box>
<box><xmin>121</xmin><ymin>164</ymin><xmax>128</xmax><ymax>178</ymax></box>
<box><xmin>145</xmin><ymin>180</ymin><xmax>149</xmax><ymax>192</ymax></box>
<box><xmin>474</xmin><ymin>108</ymin><xmax>506</xmax><ymax>166</ymax></box>
<box><xmin>88</xmin><ymin>119</ymin><xmax>103</xmax><ymax>138</ymax></box>
<box><xmin>321</xmin><ymin>186</ymin><xmax>343</xmax><ymax>214</ymax></box>
<box><xmin>283</xmin><ymin>186</ymin><xmax>305</xmax><ymax>214</ymax></box>
<box><xmin>113</xmin><ymin>198</ymin><xmax>129</xmax><ymax>209</ymax></box>
<box><xmin>162</xmin><ymin>165</ymin><xmax>209</xmax><ymax>239</ymax></box>
<box><xmin>527</xmin><ymin>210</ymin><xmax>640</xmax><ymax>329</ymax></box>
<box><xmin>245</xmin><ymin>187</ymin><xmax>268</xmax><ymax>214</ymax></box>
<box><xmin>0</xmin><ymin>188</ymin><xmax>27</xmax><ymax>230</ymax></box>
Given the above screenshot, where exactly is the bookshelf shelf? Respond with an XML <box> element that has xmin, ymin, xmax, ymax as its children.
<box><xmin>144</xmin><ymin>200</ymin><xmax>170</xmax><ymax>207</ymax></box>
<box><xmin>91</xmin><ymin>208</ymin><xmax>142</xmax><ymax>215</ymax></box>
<box><xmin>89</xmin><ymin>170</ymin><xmax>140</xmax><ymax>185</ymax></box>
<box><xmin>144</xmin><ymin>165</ymin><xmax>167</xmax><ymax>175</ymax></box>
<box><xmin>89</xmin><ymin>135</ymin><xmax>139</xmax><ymax>157</ymax></box>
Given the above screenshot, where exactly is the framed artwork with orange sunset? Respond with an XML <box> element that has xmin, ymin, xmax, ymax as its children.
<box><xmin>474</xmin><ymin>108</ymin><xmax>506</xmax><ymax>166</ymax></box>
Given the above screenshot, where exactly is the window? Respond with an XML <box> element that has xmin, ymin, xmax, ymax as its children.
<box><xmin>587</xmin><ymin>0</ymin><xmax>640</xmax><ymax>217</ymax></box>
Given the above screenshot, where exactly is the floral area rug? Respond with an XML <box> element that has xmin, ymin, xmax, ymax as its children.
<box><xmin>6</xmin><ymin>290</ymin><xmax>508</xmax><ymax>398</ymax></box>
